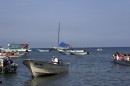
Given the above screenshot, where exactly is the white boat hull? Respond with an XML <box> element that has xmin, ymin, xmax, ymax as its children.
<box><xmin>70</xmin><ymin>52</ymin><xmax>88</xmax><ymax>55</ymax></box>
<box><xmin>2</xmin><ymin>49</ymin><xmax>32</xmax><ymax>52</ymax></box>
<box><xmin>37</xmin><ymin>49</ymin><xmax>49</xmax><ymax>52</ymax></box>
<box><xmin>60</xmin><ymin>50</ymin><xmax>89</xmax><ymax>55</ymax></box>
<box><xmin>23</xmin><ymin>59</ymin><xmax>69</xmax><ymax>77</ymax></box>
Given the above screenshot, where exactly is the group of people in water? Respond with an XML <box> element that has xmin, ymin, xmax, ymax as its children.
<box><xmin>113</xmin><ymin>52</ymin><xmax>130</xmax><ymax>61</ymax></box>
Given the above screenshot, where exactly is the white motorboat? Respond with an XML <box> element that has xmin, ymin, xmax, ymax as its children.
<box><xmin>37</xmin><ymin>49</ymin><xmax>50</xmax><ymax>52</ymax></box>
<box><xmin>70</xmin><ymin>51</ymin><xmax>88</xmax><ymax>55</ymax></box>
<box><xmin>23</xmin><ymin>59</ymin><xmax>69</xmax><ymax>77</ymax></box>
<box><xmin>1</xmin><ymin>43</ymin><xmax>32</xmax><ymax>52</ymax></box>
<box><xmin>60</xmin><ymin>50</ymin><xmax>90</xmax><ymax>55</ymax></box>
<box><xmin>97</xmin><ymin>48</ymin><xmax>103</xmax><ymax>51</ymax></box>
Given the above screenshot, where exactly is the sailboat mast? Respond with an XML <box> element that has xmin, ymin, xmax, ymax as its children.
<box><xmin>58</xmin><ymin>22</ymin><xmax>60</xmax><ymax>46</ymax></box>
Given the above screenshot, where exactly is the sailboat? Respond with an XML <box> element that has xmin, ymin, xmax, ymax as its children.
<box><xmin>52</xmin><ymin>22</ymin><xmax>72</xmax><ymax>51</ymax></box>
<box><xmin>52</xmin><ymin>22</ymin><xmax>89</xmax><ymax>55</ymax></box>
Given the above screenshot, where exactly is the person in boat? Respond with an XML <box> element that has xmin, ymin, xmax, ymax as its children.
<box><xmin>123</xmin><ymin>54</ymin><xmax>130</xmax><ymax>61</ymax></box>
<box><xmin>51</xmin><ymin>56</ymin><xmax>55</xmax><ymax>62</ymax></box>
<box><xmin>1</xmin><ymin>51</ymin><xmax>6</xmax><ymax>56</ymax></box>
<box><xmin>3</xmin><ymin>56</ymin><xmax>13</xmax><ymax>67</ymax></box>
<box><xmin>113</xmin><ymin>52</ymin><xmax>122</xmax><ymax>60</ymax></box>
<box><xmin>24</xmin><ymin>49</ymin><xmax>29</xmax><ymax>55</ymax></box>
<box><xmin>58</xmin><ymin>59</ymin><xmax>63</xmax><ymax>65</ymax></box>
<box><xmin>3</xmin><ymin>57</ymin><xmax>8</xmax><ymax>67</ymax></box>
<box><xmin>3</xmin><ymin>56</ymin><xmax>17</xmax><ymax>72</ymax></box>
<box><xmin>0</xmin><ymin>61</ymin><xmax>2</xmax><ymax>67</ymax></box>
<box><xmin>15</xmin><ymin>50</ymin><xmax>20</xmax><ymax>55</ymax></box>
<box><xmin>0</xmin><ymin>79</ymin><xmax>2</xmax><ymax>83</ymax></box>
<box><xmin>11</xmin><ymin>51</ymin><xmax>15</xmax><ymax>55</ymax></box>
<box><xmin>51</xmin><ymin>56</ymin><xmax>58</xmax><ymax>64</ymax></box>
<box><xmin>0</xmin><ymin>59</ymin><xmax>3</xmax><ymax>73</ymax></box>
<box><xmin>113</xmin><ymin>52</ymin><xmax>130</xmax><ymax>61</ymax></box>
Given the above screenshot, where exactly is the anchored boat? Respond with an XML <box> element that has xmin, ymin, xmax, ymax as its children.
<box><xmin>23</xmin><ymin>59</ymin><xmax>69</xmax><ymax>77</ymax></box>
<box><xmin>112</xmin><ymin>52</ymin><xmax>130</xmax><ymax>66</ymax></box>
<box><xmin>60</xmin><ymin>49</ymin><xmax>90</xmax><ymax>55</ymax></box>
<box><xmin>1</xmin><ymin>43</ymin><xmax>32</xmax><ymax>52</ymax></box>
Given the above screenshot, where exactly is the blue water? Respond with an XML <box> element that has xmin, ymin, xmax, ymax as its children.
<box><xmin>1</xmin><ymin>47</ymin><xmax>130</xmax><ymax>86</ymax></box>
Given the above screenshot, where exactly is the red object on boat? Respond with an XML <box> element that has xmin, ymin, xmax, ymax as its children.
<box><xmin>21</xmin><ymin>44</ymin><xmax>29</xmax><ymax>47</ymax></box>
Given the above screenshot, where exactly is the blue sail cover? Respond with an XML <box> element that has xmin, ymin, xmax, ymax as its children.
<box><xmin>59</xmin><ymin>42</ymin><xmax>70</xmax><ymax>47</ymax></box>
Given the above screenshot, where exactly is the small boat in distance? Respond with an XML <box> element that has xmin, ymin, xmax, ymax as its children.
<box><xmin>50</xmin><ymin>22</ymin><xmax>72</xmax><ymax>52</ymax></box>
<box><xmin>37</xmin><ymin>49</ymin><xmax>50</xmax><ymax>52</ymax></box>
<box><xmin>97</xmin><ymin>48</ymin><xmax>103</xmax><ymax>51</ymax></box>
<box><xmin>23</xmin><ymin>59</ymin><xmax>69</xmax><ymax>77</ymax></box>
<box><xmin>50</xmin><ymin>22</ymin><xmax>89</xmax><ymax>55</ymax></box>
<box><xmin>112</xmin><ymin>52</ymin><xmax>130</xmax><ymax>66</ymax></box>
<box><xmin>51</xmin><ymin>42</ymin><xmax>72</xmax><ymax>52</ymax></box>
<box><xmin>60</xmin><ymin>49</ymin><xmax>90</xmax><ymax>55</ymax></box>
<box><xmin>69</xmin><ymin>50</ymin><xmax>89</xmax><ymax>55</ymax></box>
<box><xmin>1</xmin><ymin>43</ymin><xmax>32</xmax><ymax>52</ymax></box>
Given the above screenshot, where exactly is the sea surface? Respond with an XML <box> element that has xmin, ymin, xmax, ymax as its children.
<box><xmin>1</xmin><ymin>47</ymin><xmax>130</xmax><ymax>86</ymax></box>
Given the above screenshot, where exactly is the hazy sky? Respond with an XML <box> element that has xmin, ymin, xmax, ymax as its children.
<box><xmin>0</xmin><ymin>0</ymin><xmax>130</xmax><ymax>48</ymax></box>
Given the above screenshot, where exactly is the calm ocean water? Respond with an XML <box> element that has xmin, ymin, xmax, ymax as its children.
<box><xmin>1</xmin><ymin>47</ymin><xmax>130</xmax><ymax>86</ymax></box>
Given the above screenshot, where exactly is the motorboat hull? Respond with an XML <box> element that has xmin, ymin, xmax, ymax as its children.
<box><xmin>23</xmin><ymin>59</ymin><xmax>69</xmax><ymax>77</ymax></box>
<box><xmin>113</xmin><ymin>59</ymin><xmax>130</xmax><ymax>66</ymax></box>
<box><xmin>60</xmin><ymin>50</ymin><xmax>89</xmax><ymax>55</ymax></box>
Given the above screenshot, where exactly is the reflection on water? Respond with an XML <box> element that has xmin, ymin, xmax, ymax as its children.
<box><xmin>24</xmin><ymin>73</ymin><xmax>69</xmax><ymax>86</ymax></box>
